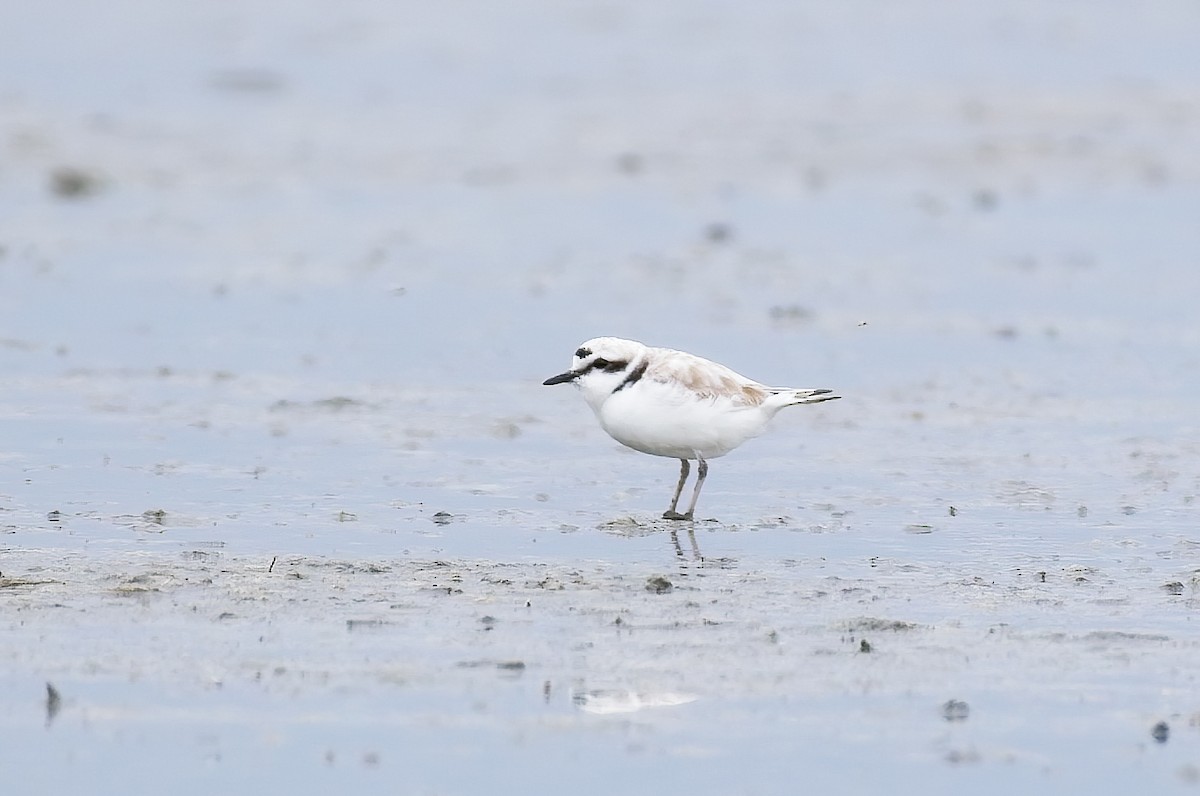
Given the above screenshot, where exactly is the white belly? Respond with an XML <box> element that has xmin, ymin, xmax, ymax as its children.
<box><xmin>595</xmin><ymin>385</ymin><xmax>773</xmax><ymax>460</ymax></box>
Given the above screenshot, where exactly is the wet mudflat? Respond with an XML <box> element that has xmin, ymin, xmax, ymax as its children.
<box><xmin>5</xmin><ymin>534</ymin><xmax>1200</xmax><ymax>794</ymax></box>
<box><xmin>3</xmin><ymin>371</ymin><xmax>1197</xmax><ymax>794</ymax></box>
<box><xmin>3</xmin><ymin>0</ymin><xmax>1200</xmax><ymax>793</ymax></box>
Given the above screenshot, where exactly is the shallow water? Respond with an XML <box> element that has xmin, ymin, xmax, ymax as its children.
<box><xmin>3</xmin><ymin>1</ymin><xmax>1200</xmax><ymax>793</ymax></box>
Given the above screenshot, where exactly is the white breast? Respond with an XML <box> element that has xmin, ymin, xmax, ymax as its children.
<box><xmin>593</xmin><ymin>378</ymin><xmax>774</xmax><ymax>459</ymax></box>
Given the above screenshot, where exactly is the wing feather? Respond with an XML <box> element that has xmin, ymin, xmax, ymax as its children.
<box><xmin>644</xmin><ymin>348</ymin><xmax>768</xmax><ymax>406</ymax></box>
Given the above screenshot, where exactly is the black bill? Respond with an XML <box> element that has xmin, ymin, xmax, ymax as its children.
<box><xmin>542</xmin><ymin>371</ymin><xmax>578</xmax><ymax>386</ymax></box>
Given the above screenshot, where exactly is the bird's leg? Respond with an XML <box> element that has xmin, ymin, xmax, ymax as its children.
<box><xmin>662</xmin><ymin>459</ymin><xmax>691</xmax><ymax>520</ymax></box>
<box><xmin>677</xmin><ymin>456</ymin><xmax>708</xmax><ymax>520</ymax></box>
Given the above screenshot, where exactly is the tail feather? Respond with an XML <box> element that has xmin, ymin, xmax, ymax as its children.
<box><xmin>771</xmin><ymin>387</ymin><xmax>840</xmax><ymax>407</ymax></box>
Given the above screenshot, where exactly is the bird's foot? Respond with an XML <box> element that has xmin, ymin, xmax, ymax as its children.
<box><xmin>662</xmin><ymin>510</ymin><xmax>694</xmax><ymax>521</ymax></box>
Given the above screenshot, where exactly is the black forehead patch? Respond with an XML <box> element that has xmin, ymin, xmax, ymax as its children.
<box><xmin>575</xmin><ymin>347</ymin><xmax>592</xmax><ymax>359</ymax></box>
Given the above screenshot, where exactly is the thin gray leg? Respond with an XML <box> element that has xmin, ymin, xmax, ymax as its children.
<box><xmin>662</xmin><ymin>459</ymin><xmax>691</xmax><ymax>520</ymax></box>
<box><xmin>679</xmin><ymin>456</ymin><xmax>708</xmax><ymax>520</ymax></box>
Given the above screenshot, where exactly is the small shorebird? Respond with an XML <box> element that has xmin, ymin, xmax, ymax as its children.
<box><xmin>543</xmin><ymin>337</ymin><xmax>839</xmax><ymax>519</ymax></box>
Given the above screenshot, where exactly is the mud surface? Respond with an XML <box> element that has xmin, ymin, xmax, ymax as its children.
<box><xmin>2</xmin><ymin>1</ymin><xmax>1200</xmax><ymax>793</ymax></box>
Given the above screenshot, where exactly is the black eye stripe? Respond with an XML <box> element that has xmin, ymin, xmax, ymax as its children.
<box><xmin>583</xmin><ymin>357</ymin><xmax>627</xmax><ymax>374</ymax></box>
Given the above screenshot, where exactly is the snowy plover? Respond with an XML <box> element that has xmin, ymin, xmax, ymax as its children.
<box><xmin>543</xmin><ymin>337</ymin><xmax>839</xmax><ymax>520</ymax></box>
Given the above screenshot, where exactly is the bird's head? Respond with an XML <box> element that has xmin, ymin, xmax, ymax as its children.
<box><xmin>543</xmin><ymin>337</ymin><xmax>648</xmax><ymax>407</ymax></box>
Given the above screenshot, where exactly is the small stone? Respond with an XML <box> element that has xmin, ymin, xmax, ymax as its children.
<box><xmin>46</xmin><ymin>682</ymin><xmax>62</xmax><ymax>723</ymax></box>
<box><xmin>942</xmin><ymin>699</ymin><xmax>970</xmax><ymax>722</ymax></box>
<box><xmin>50</xmin><ymin>167</ymin><xmax>103</xmax><ymax>199</ymax></box>
<box><xmin>616</xmin><ymin>152</ymin><xmax>643</xmax><ymax>174</ymax></box>
<box><xmin>972</xmin><ymin>188</ymin><xmax>998</xmax><ymax>210</ymax></box>
<box><xmin>704</xmin><ymin>222</ymin><xmax>733</xmax><ymax>243</ymax></box>
<box><xmin>1152</xmin><ymin>721</ymin><xmax>1170</xmax><ymax>743</ymax></box>
<box><xmin>768</xmin><ymin>305</ymin><xmax>814</xmax><ymax>325</ymax></box>
<box><xmin>645</xmin><ymin>576</ymin><xmax>673</xmax><ymax>594</ymax></box>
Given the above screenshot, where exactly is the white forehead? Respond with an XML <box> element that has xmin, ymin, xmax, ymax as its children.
<box><xmin>575</xmin><ymin>337</ymin><xmax>643</xmax><ymax>361</ymax></box>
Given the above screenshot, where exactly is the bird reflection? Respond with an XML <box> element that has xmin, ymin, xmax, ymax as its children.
<box><xmin>671</xmin><ymin>527</ymin><xmax>703</xmax><ymax>562</ymax></box>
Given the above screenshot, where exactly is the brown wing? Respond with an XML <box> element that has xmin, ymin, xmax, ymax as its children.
<box><xmin>644</xmin><ymin>348</ymin><xmax>768</xmax><ymax>406</ymax></box>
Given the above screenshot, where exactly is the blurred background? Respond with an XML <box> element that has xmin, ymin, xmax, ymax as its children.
<box><xmin>3</xmin><ymin>1</ymin><xmax>1198</xmax><ymax>537</ymax></box>
<box><xmin>3</xmin><ymin>0</ymin><xmax>1196</xmax><ymax>389</ymax></box>
<box><xmin>2</xmin><ymin>0</ymin><xmax>1198</xmax><ymax>546</ymax></box>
